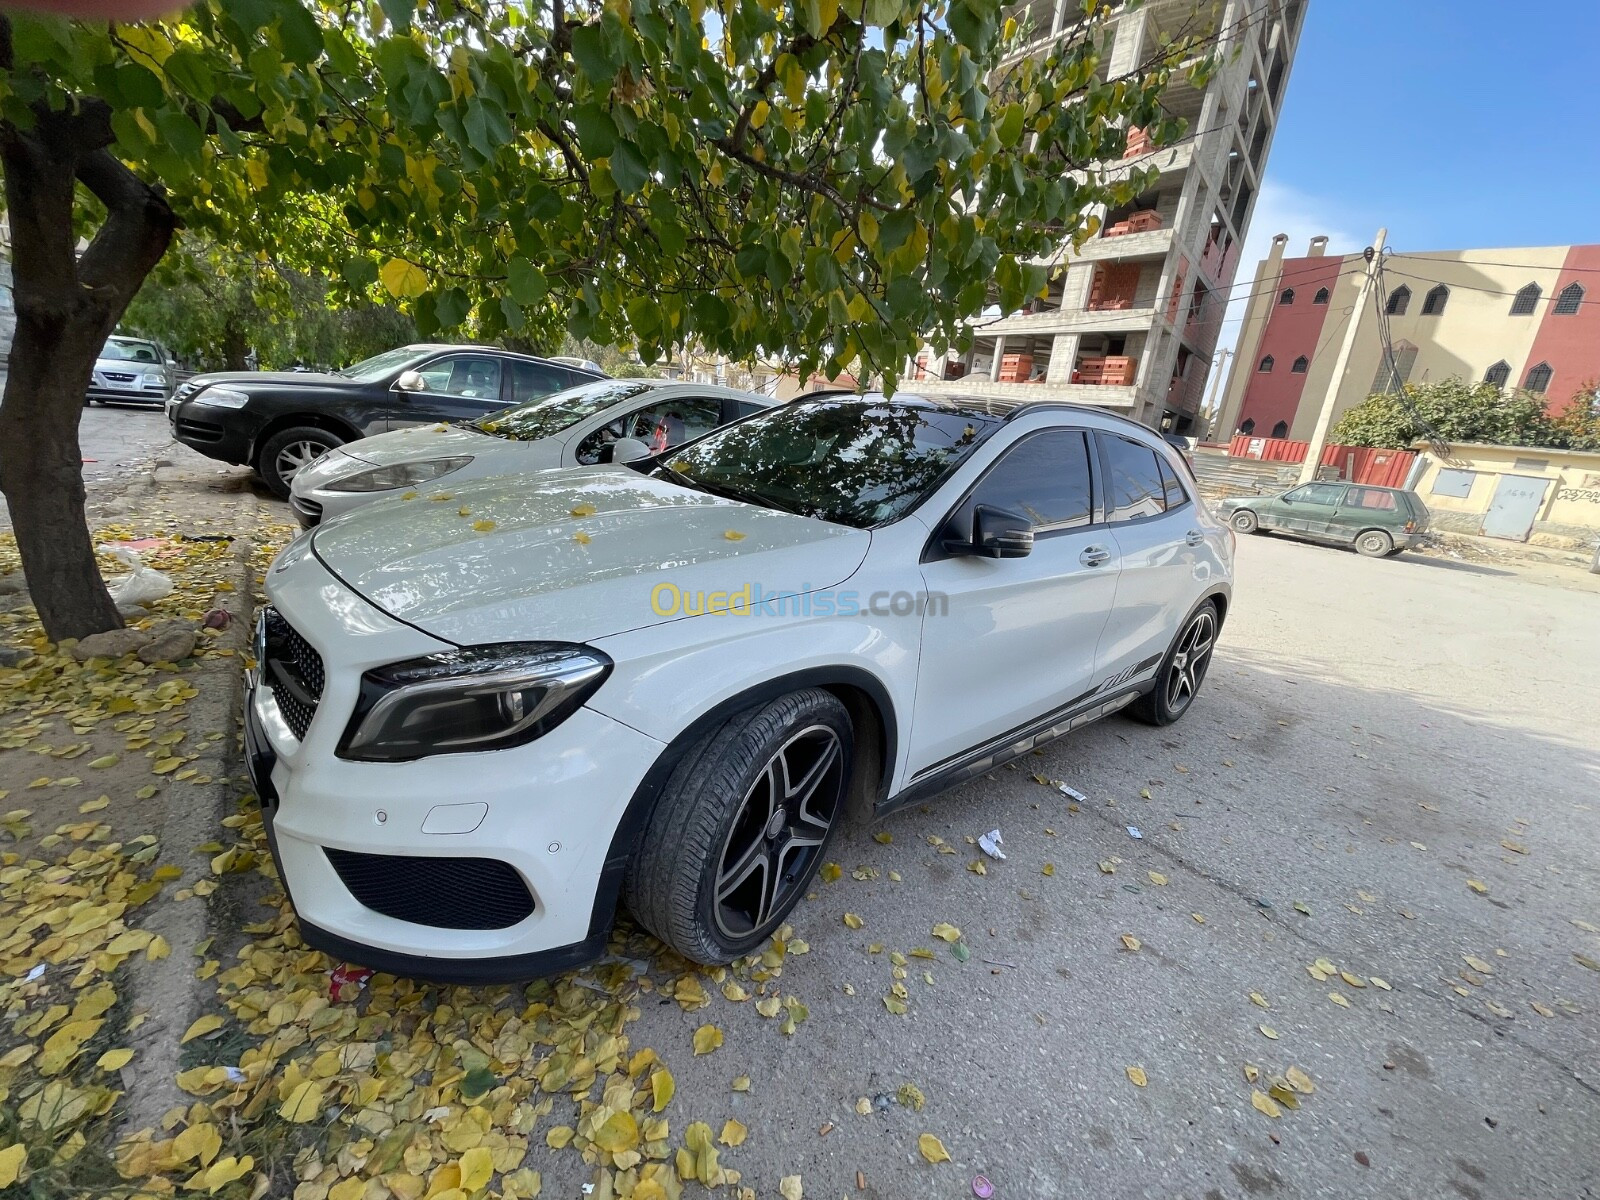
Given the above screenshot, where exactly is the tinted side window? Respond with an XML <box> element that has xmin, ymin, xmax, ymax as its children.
<box><xmin>576</xmin><ymin>396</ymin><xmax>723</xmax><ymax>464</ymax></box>
<box><xmin>510</xmin><ymin>361</ymin><xmax>571</xmax><ymax>403</ymax></box>
<box><xmin>416</xmin><ymin>354</ymin><xmax>503</xmax><ymax>399</ymax></box>
<box><xmin>1101</xmin><ymin>433</ymin><xmax>1169</xmax><ymax>522</ymax></box>
<box><xmin>962</xmin><ymin>431</ymin><xmax>1093</xmax><ymax>531</ymax></box>
<box><xmin>1157</xmin><ymin>455</ymin><xmax>1189</xmax><ymax>510</ymax></box>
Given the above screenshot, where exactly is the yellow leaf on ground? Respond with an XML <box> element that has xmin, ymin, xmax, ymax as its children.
<box><xmin>1464</xmin><ymin>955</ymin><xmax>1494</xmax><ymax>974</ymax></box>
<box><xmin>1466</xmin><ymin>879</ymin><xmax>1488</xmax><ymax>894</ymax></box>
<box><xmin>718</xmin><ymin>1119</ymin><xmax>747</xmax><ymax>1147</ymax></box>
<box><xmin>724</xmin><ymin>530</ymin><xmax>746</xmax><ymax>541</ymax></box>
<box><xmin>1249</xmin><ymin>992</ymin><xmax>1270</xmax><ymax>1009</ymax></box>
<box><xmin>779</xmin><ymin>1177</ymin><xmax>803</xmax><ymax>1200</ymax></box>
<box><xmin>931</xmin><ymin>923</ymin><xmax>961</xmax><ymax>943</ymax></box>
<box><xmin>820</xmin><ymin>862</ymin><xmax>842</xmax><ymax>882</ymax></box>
<box><xmin>1147</xmin><ymin>871</ymin><xmax>1168</xmax><ymax>885</ymax></box>
<box><xmin>843</xmin><ymin>913</ymin><xmax>863</xmax><ymax>929</ymax></box>
<box><xmin>651</xmin><ymin>1068</ymin><xmax>674</xmax><ymax>1112</ymax></box>
<box><xmin>1340</xmin><ymin>971</ymin><xmax>1367</xmax><ymax>988</ymax></box>
<box><xmin>147</xmin><ymin>935</ymin><xmax>171</xmax><ymax>960</ymax></box>
<box><xmin>1329</xmin><ymin>992</ymin><xmax>1351</xmax><ymax>1008</ymax></box>
<box><xmin>174</xmin><ymin>1122</ymin><xmax>222</xmax><ymax>1166</ymax></box>
<box><xmin>1191</xmin><ymin>912</ymin><xmax>1206</xmax><ymax>924</ymax></box>
<box><xmin>96</xmin><ymin>1048</ymin><xmax>134</xmax><ymax>1071</ymax></box>
<box><xmin>967</xmin><ymin>860</ymin><xmax>986</xmax><ymax>875</ymax></box>
<box><xmin>732</xmin><ymin>1076</ymin><xmax>751</xmax><ymax>1092</ymax></box>
<box><xmin>0</xmin><ymin>1144</ymin><xmax>26</xmax><ymax>1188</ymax></box>
<box><xmin>329</xmin><ymin>1178</ymin><xmax>366</xmax><ymax>1200</ymax></box>
<box><xmin>570</xmin><ymin>504</ymin><xmax>597</xmax><ymax>517</ymax></box>
<box><xmin>755</xmin><ymin>996</ymin><xmax>781</xmax><ymax>1017</ymax></box>
<box><xmin>692</xmin><ymin>1025</ymin><xmax>723</xmax><ymax>1055</ymax></box>
<box><xmin>1125</xmin><ymin>1066</ymin><xmax>1147</xmax><ymax>1087</ymax></box>
<box><xmin>458</xmin><ymin>1146</ymin><xmax>494</xmax><ymax>1191</ymax></box>
<box><xmin>1251</xmin><ymin>1089</ymin><xmax>1282</xmax><ymax>1119</ymax></box>
<box><xmin>182</xmin><ymin>1014</ymin><xmax>225</xmax><ymax>1044</ymax></box>
<box><xmin>279</xmin><ymin>1080</ymin><xmax>324</xmax><ymax>1123</ymax></box>
<box><xmin>1285</xmin><ymin>1065</ymin><xmax>1315</xmax><ymax>1094</ymax></box>
<box><xmin>1370</xmin><ymin>976</ymin><xmax>1392</xmax><ymax>990</ymax></box>
<box><xmin>545</xmin><ymin>1127</ymin><xmax>574</xmax><ymax>1149</ymax></box>
<box><xmin>917</xmin><ymin>1134</ymin><xmax>950</xmax><ymax>1164</ymax></box>
<box><xmin>39</xmin><ymin>1019</ymin><xmax>103</xmax><ymax>1075</ymax></box>
<box><xmin>202</xmin><ymin>1156</ymin><xmax>253</xmax><ymax>1192</ymax></box>
<box><xmin>474</xmin><ymin>520</ymin><xmax>498</xmax><ymax>533</ymax></box>
<box><xmin>872</xmin><ymin>831</ymin><xmax>892</xmax><ymax>844</ymax></box>
<box><xmin>1120</xmin><ymin>934</ymin><xmax>1141</xmax><ymax>952</ymax></box>
<box><xmin>1258</xmin><ymin>1025</ymin><xmax>1278</xmax><ymax>1040</ymax></box>
<box><xmin>1042</xmin><ymin>863</ymin><xmax>1055</xmax><ymax>876</ymax></box>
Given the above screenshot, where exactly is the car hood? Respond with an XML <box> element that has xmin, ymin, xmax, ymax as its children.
<box><xmin>309</xmin><ymin>466</ymin><xmax>870</xmax><ymax>644</ymax></box>
<box><xmin>95</xmin><ymin>357</ymin><xmax>163</xmax><ymax>371</ymax></box>
<box><xmin>330</xmin><ymin>423</ymin><xmax>511</xmax><ymax>469</ymax></box>
<box><xmin>188</xmin><ymin>370</ymin><xmax>345</xmax><ymax>391</ymax></box>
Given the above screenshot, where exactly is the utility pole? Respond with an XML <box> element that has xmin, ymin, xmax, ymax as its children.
<box><xmin>1201</xmin><ymin>347</ymin><xmax>1231</xmax><ymax>439</ymax></box>
<box><xmin>1298</xmin><ymin>227</ymin><xmax>1386</xmax><ymax>484</ymax></box>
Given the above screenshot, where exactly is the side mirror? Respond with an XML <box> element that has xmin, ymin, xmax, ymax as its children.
<box><xmin>396</xmin><ymin>370</ymin><xmax>426</xmax><ymax>392</ymax></box>
<box><xmin>947</xmin><ymin>504</ymin><xmax>1034</xmax><ymax>559</ymax></box>
<box><xmin>612</xmin><ymin>437</ymin><xmax>652</xmax><ymax>464</ymax></box>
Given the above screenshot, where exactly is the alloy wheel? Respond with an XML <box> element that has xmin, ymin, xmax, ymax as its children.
<box><xmin>1165</xmin><ymin>609</ymin><xmax>1216</xmax><ymax>715</ymax></box>
<box><xmin>713</xmin><ymin>724</ymin><xmax>844</xmax><ymax>940</ymax></box>
<box><xmin>275</xmin><ymin>439</ymin><xmax>329</xmax><ymax>484</ymax></box>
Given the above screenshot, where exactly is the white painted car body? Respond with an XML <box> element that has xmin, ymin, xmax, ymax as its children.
<box><xmin>288</xmin><ymin>379</ymin><xmax>777</xmax><ymax>527</ymax></box>
<box><xmin>248</xmin><ymin>395</ymin><xmax>1233</xmax><ymax>980</ymax></box>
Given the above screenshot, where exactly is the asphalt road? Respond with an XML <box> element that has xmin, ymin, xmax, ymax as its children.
<box><xmin>0</xmin><ymin>401</ymin><xmax>186</xmax><ymax>529</ymax></box>
<box><xmin>565</xmin><ymin>532</ymin><xmax>1600</xmax><ymax>1200</ymax></box>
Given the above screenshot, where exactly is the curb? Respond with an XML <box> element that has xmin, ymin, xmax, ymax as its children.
<box><xmin>121</xmin><ymin>491</ymin><xmax>263</xmax><ymax>1131</ymax></box>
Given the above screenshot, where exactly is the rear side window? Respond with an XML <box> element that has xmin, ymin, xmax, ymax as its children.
<box><xmin>1157</xmin><ymin>456</ymin><xmax>1189</xmax><ymax>510</ymax></box>
<box><xmin>1101</xmin><ymin>433</ymin><xmax>1170</xmax><ymax>522</ymax></box>
<box><xmin>963</xmin><ymin>430</ymin><xmax>1094</xmax><ymax>530</ymax></box>
<box><xmin>1346</xmin><ymin>487</ymin><xmax>1399</xmax><ymax>510</ymax></box>
<box><xmin>510</xmin><ymin>361</ymin><xmax>572</xmax><ymax>403</ymax></box>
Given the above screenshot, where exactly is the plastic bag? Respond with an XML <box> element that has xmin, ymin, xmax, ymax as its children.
<box><xmin>99</xmin><ymin>546</ymin><xmax>173</xmax><ymax>606</ymax></box>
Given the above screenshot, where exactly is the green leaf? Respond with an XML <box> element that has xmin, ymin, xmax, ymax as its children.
<box><xmin>274</xmin><ymin>0</ymin><xmax>325</xmax><ymax>65</ymax></box>
<box><xmin>378</xmin><ymin>0</ymin><xmax>416</xmax><ymax>32</ymax></box>
<box><xmin>461</xmin><ymin>1065</ymin><xmax>496</xmax><ymax>1100</ymax></box>
<box><xmin>996</xmin><ymin>103</ymin><xmax>1025</xmax><ymax>148</ymax></box>
<box><xmin>154</xmin><ymin>111</ymin><xmax>204</xmax><ymax>165</ymax></box>
<box><xmin>506</xmin><ymin>259</ymin><xmax>548</xmax><ymax>306</ymax></box>
<box><xmin>570</xmin><ymin>23</ymin><xmax>620</xmax><ymax>85</ymax></box>
<box><xmin>570</xmin><ymin>104</ymin><xmax>617</xmax><ymax>158</ymax></box>
<box><xmin>609</xmin><ymin>139</ymin><xmax>650</xmax><ymax>195</ymax></box>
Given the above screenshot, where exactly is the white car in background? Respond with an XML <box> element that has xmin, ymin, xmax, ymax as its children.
<box><xmin>287</xmin><ymin>378</ymin><xmax>777</xmax><ymax>527</ymax></box>
<box><xmin>249</xmin><ymin>392</ymin><xmax>1233</xmax><ymax>981</ymax></box>
<box><xmin>86</xmin><ymin>335</ymin><xmax>177</xmax><ymax>405</ymax></box>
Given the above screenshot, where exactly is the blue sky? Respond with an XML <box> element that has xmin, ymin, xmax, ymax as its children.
<box><xmin>1220</xmin><ymin>0</ymin><xmax>1600</xmax><ymax>344</ymax></box>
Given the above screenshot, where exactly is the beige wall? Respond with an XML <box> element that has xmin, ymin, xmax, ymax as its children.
<box><xmin>1412</xmin><ymin>443</ymin><xmax>1600</xmax><ymax>540</ymax></box>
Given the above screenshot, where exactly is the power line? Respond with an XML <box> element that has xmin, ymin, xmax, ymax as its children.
<box><xmin>1389</xmin><ymin>252</ymin><xmax>1600</xmax><ymax>275</ymax></box>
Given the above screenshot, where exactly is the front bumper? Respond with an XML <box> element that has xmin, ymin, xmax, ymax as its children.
<box><xmin>169</xmin><ymin>400</ymin><xmax>259</xmax><ymax>466</ymax></box>
<box><xmin>245</xmin><ymin>565</ymin><xmax>665</xmax><ymax>981</ymax></box>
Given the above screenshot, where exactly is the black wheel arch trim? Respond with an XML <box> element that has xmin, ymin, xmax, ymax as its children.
<box><xmin>250</xmin><ymin>413</ymin><xmax>364</xmax><ymax>466</ymax></box>
<box><xmin>586</xmin><ymin>665</ymin><xmax>898</xmax><ymax>938</ymax></box>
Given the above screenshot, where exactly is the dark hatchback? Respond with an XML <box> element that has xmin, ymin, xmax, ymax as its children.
<box><xmin>167</xmin><ymin>344</ymin><xmax>604</xmax><ymax>496</ymax></box>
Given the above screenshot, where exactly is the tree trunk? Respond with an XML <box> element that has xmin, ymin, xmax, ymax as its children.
<box><xmin>0</xmin><ymin>96</ymin><xmax>176</xmax><ymax>642</ymax></box>
<box><xmin>221</xmin><ymin>319</ymin><xmax>251</xmax><ymax>372</ymax></box>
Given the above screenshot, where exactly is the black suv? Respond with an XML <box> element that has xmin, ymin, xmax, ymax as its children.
<box><xmin>168</xmin><ymin>344</ymin><xmax>605</xmax><ymax>496</ymax></box>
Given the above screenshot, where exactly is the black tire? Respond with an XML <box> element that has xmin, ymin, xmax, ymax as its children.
<box><xmin>1230</xmin><ymin>510</ymin><xmax>1259</xmax><ymax>534</ymax></box>
<box><xmin>257</xmin><ymin>426</ymin><xmax>344</xmax><ymax>499</ymax></box>
<box><xmin>625</xmin><ymin>689</ymin><xmax>852</xmax><ymax>964</ymax></box>
<box><xmin>1354</xmin><ymin>529</ymin><xmax>1393</xmax><ymax>558</ymax></box>
<box><xmin>1128</xmin><ymin>600</ymin><xmax>1219</xmax><ymax>727</ymax></box>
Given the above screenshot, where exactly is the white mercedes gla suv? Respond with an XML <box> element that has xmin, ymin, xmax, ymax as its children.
<box><xmin>287</xmin><ymin>379</ymin><xmax>777</xmax><ymax>528</ymax></box>
<box><xmin>248</xmin><ymin>393</ymin><xmax>1233</xmax><ymax>980</ymax></box>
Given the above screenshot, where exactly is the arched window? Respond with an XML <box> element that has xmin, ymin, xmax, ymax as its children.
<box><xmin>1313</xmin><ymin>287</ymin><xmax>1330</xmax><ymax>304</ymax></box>
<box><xmin>1239</xmin><ymin>418</ymin><xmax>1257</xmax><ymax>435</ymax></box>
<box><xmin>1524</xmin><ymin>362</ymin><xmax>1553</xmax><ymax>393</ymax></box>
<box><xmin>1278</xmin><ymin>288</ymin><xmax>1295</xmax><ymax>305</ymax></box>
<box><xmin>1554</xmin><ymin>282</ymin><xmax>1585</xmax><ymax>315</ymax></box>
<box><xmin>1385</xmin><ymin>285</ymin><xmax>1411</xmax><ymax>315</ymax></box>
<box><xmin>1257</xmin><ymin>355</ymin><xmax>1275</xmax><ymax>372</ymax></box>
<box><xmin>1422</xmin><ymin>285</ymin><xmax>1449</xmax><ymax>316</ymax></box>
<box><xmin>1510</xmin><ymin>283</ymin><xmax>1541</xmax><ymax>315</ymax></box>
<box><xmin>1270</xmin><ymin>420</ymin><xmax>1289</xmax><ymax>438</ymax></box>
<box><xmin>1291</xmin><ymin>355</ymin><xmax>1309</xmax><ymax>373</ymax></box>
<box><xmin>1483</xmin><ymin>360</ymin><xmax>1511</xmax><ymax>388</ymax></box>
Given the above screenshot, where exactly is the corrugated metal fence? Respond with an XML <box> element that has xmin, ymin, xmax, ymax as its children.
<box><xmin>1227</xmin><ymin>436</ymin><xmax>1417</xmax><ymax>489</ymax></box>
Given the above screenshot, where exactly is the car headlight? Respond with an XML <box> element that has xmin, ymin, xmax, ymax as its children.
<box><xmin>337</xmin><ymin>643</ymin><xmax>611</xmax><ymax>762</ymax></box>
<box><xmin>192</xmin><ymin>386</ymin><xmax>251</xmax><ymax>409</ymax></box>
<box><xmin>322</xmin><ymin>457</ymin><xmax>473</xmax><ymax>493</ymax></box>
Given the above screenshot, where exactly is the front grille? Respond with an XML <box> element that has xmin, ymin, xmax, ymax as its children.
<box><xmin>324</xmin><ymin>849</ymin><xmax>536</xmax><ymax>929</ymax></box>
<box><xmin>261</xmin><ymin>607</ymin><xmax>324</xmax><ymax>740</ymax></box>
<box><xmin>104</xmin><ymin>371</ymin><xmax>137</xmax><ymax>383</ymax></box>
<box><xmin>174</xmin><ymin>380</ymin><xmax>204</xmax><ymax>403</ymax></box>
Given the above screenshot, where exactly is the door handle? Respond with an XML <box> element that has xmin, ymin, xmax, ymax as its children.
<box><xmin>1080</xmin><ymin>545</ymin><xmax>1111</xmax><ymax>567</ymax></box>
<box><xmin>1185</xmin><ymin>529</ymin><xmax>1204</xmax><ymax>546</ymax></box>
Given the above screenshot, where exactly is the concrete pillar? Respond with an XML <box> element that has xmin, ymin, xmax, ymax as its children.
<box><xmin>1046</xmin><ymin>333</ymin><xmax>1080</xmax><ymax>384</ymax></box>
<box><xmin>989</xmin><ymin>336</ymin><xmax>1006</xmax><ymax>382</ymax></box>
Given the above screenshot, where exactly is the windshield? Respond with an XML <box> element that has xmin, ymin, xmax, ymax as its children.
<box><xmin>101</xmin><ymin>339</ymin><xmax>161</xmax><ymax>363</ymax></box>
<box><xmin>655</xmin><ymin>398</ymin><xmax>996</xmax><ymax>528</ymax></box>
<box><xmin>470</xmin><ymin>380</ymin><xmax>658</xmax><ymax>441</ymax></box>
<box><xmin>338</xmin><ymin>346</ymin><xmax>432</xmax><ymax>382</ymax></box>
